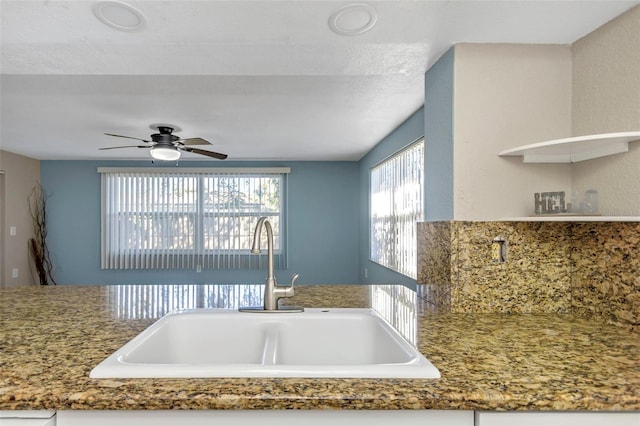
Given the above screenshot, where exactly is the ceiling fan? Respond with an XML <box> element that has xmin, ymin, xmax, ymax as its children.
<box><xmin>100</xmin><ymin>126</ymin><xmax>228</xmax><ymax>161</ymax></box>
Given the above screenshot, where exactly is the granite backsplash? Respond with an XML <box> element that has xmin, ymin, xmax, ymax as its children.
<box><xmin>417</xmin><ymin>221</ymin><xmax>640</xmax><ymax>332</ymax></box>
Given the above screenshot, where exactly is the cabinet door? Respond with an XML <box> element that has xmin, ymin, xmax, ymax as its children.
<box><xmin>58</xmin><ymin>410</ymin><xmax>474</xmax><ymax>426</ymax></box>
<box><xmin>0</xmin><ymin>411</ymin><xmax>56</xmax><ymax>426</ymax></box>
<box><xmin>475</xmin><ymin>411</ymin><xmax>640</xmax><ymax>426</ymax></box>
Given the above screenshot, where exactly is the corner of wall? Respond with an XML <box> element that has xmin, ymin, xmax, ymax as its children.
<box><xmin>417</xmin><ymin>221</ymin><xmax>452</xmax><ymax>311</ymax></box>
<box><xmin>570</xmin><ymin>222</ymin><xmax>640</xmax><ymax>332</ymax></box>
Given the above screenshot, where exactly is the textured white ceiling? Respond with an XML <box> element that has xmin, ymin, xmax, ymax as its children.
<box><xmin>1</xmin><ymin>1</ymin><xmax>639</xmax><ymax>161</ymax></box>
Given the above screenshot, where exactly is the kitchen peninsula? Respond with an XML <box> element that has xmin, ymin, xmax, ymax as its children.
<box><xmin>1</xmin><ymin>284</ymin><xmax>639</xmax><ymax>414</ymax></box>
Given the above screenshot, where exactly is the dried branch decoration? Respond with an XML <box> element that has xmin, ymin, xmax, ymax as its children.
<box><xmin>28</xmin><ymin>183</ymin><xmax>56</xmax><ymax>285</ymax></box>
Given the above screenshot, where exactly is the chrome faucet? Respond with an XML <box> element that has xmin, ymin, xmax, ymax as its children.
<box><xmin>243</xmin><ymin>216</ymin><xmax>302</xmax><ymax>313</ymax></box>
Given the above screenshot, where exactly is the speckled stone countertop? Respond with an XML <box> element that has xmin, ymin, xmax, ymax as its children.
<box><xmin>1</xmin><ymin>284</ymin><xmax>639</xmax><ymax>411</ymax></box>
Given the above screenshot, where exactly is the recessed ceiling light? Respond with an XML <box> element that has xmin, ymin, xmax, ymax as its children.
<box><xmin>328</xmin><ymin>4</ymin><xmax>377</xmax><ymax>36</ymax></box>
<box><xmin>93</xmin><ymin>1</ymin><xmax>146</xmax><ymax>32</ymax></box>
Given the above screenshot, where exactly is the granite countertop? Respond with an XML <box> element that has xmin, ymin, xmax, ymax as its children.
<box><xmin>1</xmin><ymin>284</ymin><xmax>639</xmax><ymax>411</ymax></box>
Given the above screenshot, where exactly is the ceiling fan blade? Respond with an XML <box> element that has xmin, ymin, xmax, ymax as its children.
<box><xmin>99</xmin><ymin>145</ymin><xmax>151</xmax><ymax>150</ymax></box>
<box><xmin>105</xmin><ymin>133</ymin><xmax>151</xmax><ymax>143</ymax></box>
<box><xmin>182</xmin><ymin>147</ymin><xmax>228</xmax><ymax>160</ymax></box>
<box><xmin>180</xmin><ymin>137</ymin><xmax>211</xmax><ymax>146</ymax></box>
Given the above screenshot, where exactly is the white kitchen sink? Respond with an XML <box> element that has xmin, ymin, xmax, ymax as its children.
<box><xmin>90</xmin><ymin>308</ymin><xmax>440</xmax><ymax>379</ymax></box>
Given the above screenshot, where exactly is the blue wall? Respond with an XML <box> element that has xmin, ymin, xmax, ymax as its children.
<box><xmin>355</xmin><ymin>46</ymin><xmax>454</xmax><ymax>285</ymax></box>
<box><xmin>357</xmin><ymin>107</ymin><xmax>425</xmax><ymax>288</ymax></box>
<box><xmin>41</xmin><ymin>160</ymin><xmax>360</xmax><ymax>285</ymax></box>
<box><xmin>424</xmin><ymin>47</ymin><xmax>455</xmax><ymax>221</ymax></box>
<box><xmin>40</xmin><ymin>63</ymin><xmax>451</xmax><ymax>287</ymax></box>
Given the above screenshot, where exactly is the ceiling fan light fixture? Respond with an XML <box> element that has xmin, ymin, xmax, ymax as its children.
<box><xmin>150</xmin><ymin>146</ymin><xmax>181</xmax><ymax>161</ymax></box>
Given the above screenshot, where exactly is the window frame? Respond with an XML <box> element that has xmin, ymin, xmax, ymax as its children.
<box><xmin>369</xmin><ymin>138</ymin><xmax>425</xmax><ymax>279</ymax></box>
<box><xmin>99</xmin><ymin>167</ymin><xmax>289</xmax><ymax>270</ymax></box>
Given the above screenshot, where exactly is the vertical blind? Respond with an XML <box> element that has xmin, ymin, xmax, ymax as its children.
<box><xmin>109</xmin><ymin>284</ymin><xmax>265</xmax><ymax>319</ymax></box>
<box><xmin>99</xmin><ymin>168</ymin><xmax>288</xmax><ymax>270</ymax></box>
<box><xmin>370</xmin><ymin>285</ymin><xmax>417</xmax><ymax>345</ymax></box>
<box><xmin>370</xmin><ymin>139</ymin><xmax>424</xmax><ymax>279</ymax></box>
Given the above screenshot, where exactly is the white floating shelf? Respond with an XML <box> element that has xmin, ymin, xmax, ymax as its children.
<box><xmin>500</xmin><ymin>216</ymin><xmax>640</xmax><ymax>222</ymax></box>
<box><xmin>498</xmin><ymin>131</ymin><xmax>640</xmax><ymax>163</ymax></box>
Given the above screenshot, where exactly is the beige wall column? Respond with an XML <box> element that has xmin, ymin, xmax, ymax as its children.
<box><xmin>571</xmin><ymin>5</ymin><xmax>640</xmax><ymax>216</ymax></box>
<box><xmin>0</xmin><ymin>150</ymin><xmax>40</xmax><ymax>287</ymax></box>
<box><xmin>453</xmin><ymin>44</ymin><xmax>573</xmax><ymax>220</ymax></box>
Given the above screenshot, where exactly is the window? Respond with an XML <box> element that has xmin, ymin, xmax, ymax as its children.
<box><xmin>99</xmin><ymin>168</ymin><xmax>289</xmax><ymax>270</ymax></box>
<box><xmin>370</xmin><ymin>139</ymin><xmax>424</xmax><ymax>278</ymax></box>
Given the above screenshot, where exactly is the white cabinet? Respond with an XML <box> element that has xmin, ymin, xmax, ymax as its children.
<box><xmin>475</xmin><ymin>411</ymin><xmax>640</xmax><ymax>426</ymax></box>
<box><xmin>57</xmin><ymin>410</ymin><xmax>474</xmax><ymax>426</ymax></box>
<box><xmin>14</xmin><ymin>409</ymin><xmax>640</xmax><ymax>425</ymax></box>
<box><xmin>0</xmin><ymin>411</ymin><xmax>56</xmax><ymax>426</ymax></box>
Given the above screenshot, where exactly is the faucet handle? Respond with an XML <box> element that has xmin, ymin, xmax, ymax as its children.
<box><xmin>289</xmin><ymin>273</ymin><xmax>300</xmax><ymax>287</ymax></box>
